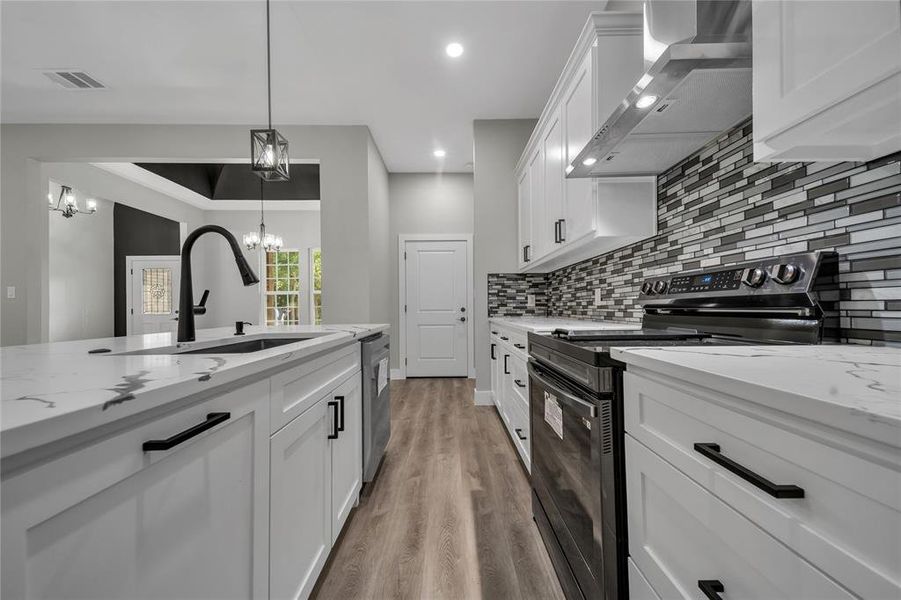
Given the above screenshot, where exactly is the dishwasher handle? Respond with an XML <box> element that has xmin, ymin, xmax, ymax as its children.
<box><xmin>528</xmin><ymin>361</ymin><xmax>597</xmax><ymax>419</ymax></box>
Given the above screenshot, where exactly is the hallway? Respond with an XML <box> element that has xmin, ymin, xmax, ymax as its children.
<box><xmin>312</xmin><ymin>378</ymin><xmax>564</xmax><ymax>600</ymax></box>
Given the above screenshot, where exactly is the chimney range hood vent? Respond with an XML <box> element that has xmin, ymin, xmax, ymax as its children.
<box><xmin>568</xmin><ymin>0</ymin><xmax>752</xmax><ymax>178</ymax></box>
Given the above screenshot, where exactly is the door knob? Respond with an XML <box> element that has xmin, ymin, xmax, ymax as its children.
<box><xmin>459</xmin><ymin>316</ymin><xmax>466</xmax><ymax>322</ymax></box>
<box><xmin>460</xmin><ymin>307</ymin><xmax>466</xmax><ymax>312</ymax></box>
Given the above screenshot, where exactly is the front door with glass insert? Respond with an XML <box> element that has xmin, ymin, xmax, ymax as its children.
<box><xmin>128</xmin><ymin>256</ymin><xmax>180</xmax><ymax>335</ymax></box>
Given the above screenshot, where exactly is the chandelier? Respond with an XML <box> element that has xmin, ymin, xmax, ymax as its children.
<box><xmin>244</xmin><ymin>181</ymin><xmax>283</xmax><ymax>252</ymax></box>
<box><xmin>250</xmin><ymin>0</ymin><xmax>289</xmax><ymax>182</ymax></box>
<box><xmin>48</xmin><ymin>185</ymin><xmax>96</xmax><ymax>219</ymax></box>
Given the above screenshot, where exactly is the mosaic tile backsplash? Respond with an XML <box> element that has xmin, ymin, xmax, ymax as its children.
<box><xmin>487</xmin><ymin>273</ymin><xmax>548</xmax><ymax>317</ymax></box>
<box><xmin>488</xmin><ymin>119</ymin><xmax>901</xmax><ymax>345</ymax></box>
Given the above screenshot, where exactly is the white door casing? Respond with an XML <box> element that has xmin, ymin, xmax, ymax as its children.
<box><xmin>400</xmin><ymin>236</ymin><xmax>472</xmax><ymax>378</ymax></box>
<box><xmin>126</xmin><ymin>256</ymin><xmax>180</xmax><ymax>335</ymax></box>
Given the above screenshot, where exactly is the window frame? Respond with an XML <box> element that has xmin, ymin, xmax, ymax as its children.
<box><xmin>262</xmin><ymin>249</ymin><xmax>302</xmax><ymax>326</ymax></box>
<box><xmin>309</xmin><ymin>247</ymin><xmax>322</xmax><ymax>325</ymax></box>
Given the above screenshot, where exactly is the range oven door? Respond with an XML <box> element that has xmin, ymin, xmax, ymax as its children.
<box><xmin>528</xmin><ymin>359</ymin><xmax>603</xmax><ymax>600</ymax></box>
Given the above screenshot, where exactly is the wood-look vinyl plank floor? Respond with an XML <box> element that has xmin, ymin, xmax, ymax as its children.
<box><xmin>311</xmin><ymin>378</ymin><xmax>564</xmax><ymax>600</ymax></box>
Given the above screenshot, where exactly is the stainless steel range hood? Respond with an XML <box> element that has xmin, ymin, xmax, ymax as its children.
<box><xmin>567</xmin><ymin>0</ymin><xmax>752</xmax><ymax>178</ymax></box>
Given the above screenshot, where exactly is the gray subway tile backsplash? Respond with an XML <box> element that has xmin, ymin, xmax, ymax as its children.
<box><xmin>487</xmin><ymin>118</ymin><xmax>901</xmax><ymax>345</ymax></box>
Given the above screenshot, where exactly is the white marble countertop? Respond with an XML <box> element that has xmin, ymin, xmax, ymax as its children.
<box><xmin>489</xmin><ymin>316</ymin><xmax>641</xmax><ymax>334</ymax></box>
<box><xmin>0</xmin><ymin>324</ymin><xmax>388</xmax><ymax>459</ymax></box>
<box><xmin>611</xmin><ymin>344</ymin><xmax>901</xmax><ymax>447</ymax></box>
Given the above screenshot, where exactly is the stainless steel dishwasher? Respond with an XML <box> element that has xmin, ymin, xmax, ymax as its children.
<box><xmin>360</xmin><ymin>333</ymin><xmax>390</xmax><ymax>483</ymax></box>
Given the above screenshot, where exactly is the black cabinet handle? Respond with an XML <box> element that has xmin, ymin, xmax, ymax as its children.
<box><xmin>514</xmin><ymin>379</ymin><xmax>526</xmax><ymax>388</ymax></box>
<box><xmin>491</xmin><ymin>343</ymin><xmax>496</xmax><ymax>360</ymax></box>
<box><xmin>523</xmin><ymin>244</ymin><xmax>532</xmax><ymax>262</ymax></box>
<box><xmin>558</xmin><ymin>219</ymin><xmax>566</xmax><ymax>243</ymax></box>
<box><xmin>143</xmin><ymin>412</ymin><xmax>230</xmax><ymax>452</ymax></box>
<box><xmin>335</xmin><ymin>395</ymin><xmax>345</xmax><ymax>432</ymax></box>
<box><xmin>698</xmin><ymin>580</ymin><xmax>725</xmax><ymax>600</ymax></box>
<box><xmin>491</xmin><ymin>330</ymin><xmax>498</xmax><ymax>335</ymax></box>
<box><xmin>694</xmin><ymin>443</ymin><xmax>804</xmax><ymax>498</ymax></box>
<box><xmin>328</xmin><ymin>400</ymin><xmax>340</xmax><ymax>439</ymax></box>
<box><xmin>500</xmin><ymin>336</ymin><xmax>509</xmax><ymax>341</ymax></box>
<box><xmin>515</xmin><ymin>428</ymin><xmax>527</xmax><ymax>440</ymax></box>
<box><xmin>514</xmin><ymin>343</ymin><xmax>526</xmax><ymax>349</ymax></box>
<box><xmin>554</xmin><ymin>220</ymin><xmax>560</xmax><ymax>243</ymax></box>
<box><xmin>504</xmin><ymin>354</ymin><xmax>510</xmax><ymax>375</ymax></box>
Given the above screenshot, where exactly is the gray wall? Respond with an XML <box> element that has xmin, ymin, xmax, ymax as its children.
<box><xmin>0</xmin><ymin>124</ymin><xmax>388</xmax><ymax>346</ymax></box>
<box><xmin>367</xmin><ymin>135</ymin><xmax>392</xmax><ymax>332</ymax></box>
<box><xmin>472</xmin><ymin>119</ymin><xmax>536</xmax><ymax>396</ymax></box>
<box><xmin>388</xmin><ymin>172</ymin><xmax>475</xmax><ymax>367</ymax></box>
<box><xmin>48</xmin><ymin>184</ymin><xmax>114</xmax><ymax>342</ymax></box>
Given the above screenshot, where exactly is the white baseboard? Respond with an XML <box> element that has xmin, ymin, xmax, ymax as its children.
<box><xmin>390</xmin><ymin>368</ymin><xmax>405</xmax><ymax>380</ymax></box>
<box><xmin>473</xmin><ymin>390</ymin><xmax>494</xmax><ymax>406</ymax></box>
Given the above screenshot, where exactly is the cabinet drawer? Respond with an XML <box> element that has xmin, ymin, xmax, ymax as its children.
<box><xmin>628</xmin><ymin>558</ymin><xmax>661</xmax><ymax>600</ymax></box>
<box><xmin>270</xmin><ymin>343</ymin><xmax>361</xmax><ymax>433</ymax></box>
<box><xmin>509</xmin><ymin>354</ymin><xmax>529</xmax><ymax>409</ymax></box>
<box><xmin>1</xmin><ymin>381</ymin><xmax>271</xmax><ymax>600</ymax></box>
<box><xmin>627</xmin><ymin>435</ymin><xmax>854</xmax><ymax>600</ymax></box>
<box><xmin>509</xmin><ymin>391</ymin><xmax>531</xmax><ymax>472</ymax></box>
<box><xmin>624</xmin><ymin>371</ymin><xmax>901</xmax><ymax>599</ymax></box>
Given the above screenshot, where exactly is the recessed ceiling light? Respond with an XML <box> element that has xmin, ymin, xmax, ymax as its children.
<box><xmin>582</xmin><ymin>157</ymin><xmax>597</xmax><ymax>166</ymax></box>
<box><xmin>445</xmin><ymin>42</ymin><xmax>464</xmax><ymax>58</ymax></box>
<box><xmin>433</xmin><ymin>149</ymin><xmax>446</xmax><ymax>158</ymax></box>
<box><xmin>635</xmin><ymin>94</ymin><xmax>658</xmax><ymax>109</ymax></box>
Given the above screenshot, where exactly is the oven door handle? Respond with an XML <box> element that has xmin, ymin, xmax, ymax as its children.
<box><xmin>528</xmin><ymin>362</ymin><xmax>597</xmax><ymax>418</ymax></box>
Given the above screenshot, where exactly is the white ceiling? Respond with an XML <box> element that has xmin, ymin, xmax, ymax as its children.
<box><xmin>0</xmin><ymin>0</ymin><xmax>631</xmax><ymax>172</ymax></box>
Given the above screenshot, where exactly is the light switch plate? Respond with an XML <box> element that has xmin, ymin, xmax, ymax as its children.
<box><xmin>526</xmin><ymin>294</ymin><xmax>535</xmax><ymax>307</ymax></box>
<box><xmin>594</xmin><ymin>288</ymin><xmax>603</xmax><ymax>306</ymax></box>
<box><xmin>6</xmin><ymin>286</ymin><xmax>15</xmax><ymax>299</ymax></box>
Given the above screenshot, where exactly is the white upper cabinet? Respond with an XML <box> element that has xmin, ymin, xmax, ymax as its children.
<box><xmin>515</xmin><ymin>12</ymin><xmax>657</xmax><ymax>273</ymax></box>
<box><xmin>753</xmin><ymin>0</ymin><xmax>901</xmax><ymax>162</ymax></box>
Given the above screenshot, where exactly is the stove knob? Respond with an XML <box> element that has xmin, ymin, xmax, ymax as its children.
<box><xmin>640</xmin><ymin>281</ymin><xmax>654</xmax><ymax>295</ymax></box>
<box><xmin>770</xmin><ymin>263</ymin><xmax>800</xmax><ymax>285</ymax></box>
<box><xmin>742</xmin><ymin>267</ymin><xmax>767</xmax><ymax>288</ymax></box>
<box><xmin>653</xmin><ymin>280</ymin><xmax>668</xmax><ymax>294</ymax></box>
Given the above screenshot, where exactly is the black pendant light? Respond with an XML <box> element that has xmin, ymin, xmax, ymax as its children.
<box><xmin>250</xmin><ymin>0</ymin><xmax>289</xmax><ymax>182</ymax></box>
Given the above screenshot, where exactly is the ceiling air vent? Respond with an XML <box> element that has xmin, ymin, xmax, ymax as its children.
<box><xmin>43</xmin><ymin>70</ymin><xmax>105</xmax><ymax>89</ymax></box>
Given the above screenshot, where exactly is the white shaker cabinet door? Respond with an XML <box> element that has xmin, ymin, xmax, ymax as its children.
<box><xmin>517</xmin><ymin>169</ymin><xmax>532</xmax><ymax>267</ymax></box>
<box><xmin>563</xmin><ymin>50</ymin><xmax>597</xmax><ymax>244</ymax></box>
<box><xmin>270</xmin><ymin>396</ymin><xmax>332</xmax><ymax>600</ymax></box>
<box><xmin>753</xmin><ymin>0</ymin><xmax>901</xmax><ymax>161</ymax></box>
<box><xmin>543</xmin><ymin>107</ymin><xmax>565</xmax><ymax>252</ymax></box>
<box><xmin>1</xmin><ymin>382</ymin><xmax>270</xmax><ymax>600</ymax></box>
<box><xmin>329</xmin><ymin>373</ymin><xmax>363</xmax><ymax>543</ymax></box>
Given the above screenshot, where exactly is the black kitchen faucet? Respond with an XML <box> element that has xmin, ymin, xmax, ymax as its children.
<box><xmin>178</xmin><ymin>225</ymin><xmax>259</xmax><ymax>342</ymax></box>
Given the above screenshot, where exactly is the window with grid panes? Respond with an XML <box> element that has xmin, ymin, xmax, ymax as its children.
<box><xmin>264</xmin><ymin>250</ymin><xmax>301</xmax><ymax>325</ymax></box>
<box><xmin>311</xmin><ymin>248</ymin><xmax>322</xmax><ymax>325</ymax></box>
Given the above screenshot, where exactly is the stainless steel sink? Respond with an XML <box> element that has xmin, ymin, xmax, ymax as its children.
<box><xmin>178</xmin><ymin>337</ymin><xmax>313</xmax><ymax>354</ymax></box>
<box><xmin>114</xmin><ymin>334</ymin><xmax>325</xmax><ymax>356</ymax></box>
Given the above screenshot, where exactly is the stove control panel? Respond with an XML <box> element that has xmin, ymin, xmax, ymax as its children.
<box><xmin>637</xmin><ymin>251</ymin><xmax>835</xmax><ymax>300</ymax></box>
<box><xmin>666</xmin><ymin>268</ymin><xmax>744</xmax><ymax>294</ymax></box>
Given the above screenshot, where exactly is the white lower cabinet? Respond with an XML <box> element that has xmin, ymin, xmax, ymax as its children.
<box><xmin>270</xmin><ymin>397</ymin><xmax>332</xmax><ymax>600</ymax></box>
<box><xmin>0</xmin><ymin>380</ymin><xmax>271</xmax><ymax>600</ymax></box>
<box><xmin>626</xmin><ymin>435</ymin><xmax>854</xmax><ymax>600</ymax></box>
<box><xmin>328</xmin><ymin>373</ymin><xmax>363</xmax><ymax>542</ymax></box>
<box><xmin>489</xmin><ymin>325</ymin><xmax>531</xmax><ymax>472</ymax></box>
<box><xmin>270</xmin><ymin>371</ymin><xmax>363</xmax><ymax>600</ymax></box>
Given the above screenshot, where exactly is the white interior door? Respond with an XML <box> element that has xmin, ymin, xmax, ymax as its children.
<box><xmin>128</xmin><ymin>256</ymin><xmax>180</xmax><ymax>335</ymax></box>
<box><xmin>404</xmin><ymin>240</ymin><xmax>468</xmax><ymax>377</ymax></box>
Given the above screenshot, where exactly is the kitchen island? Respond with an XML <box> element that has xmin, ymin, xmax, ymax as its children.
<box><xmin>1</xmin><ymin>324</ymin><xmax>387</xmax><ymax>600</ymax></box>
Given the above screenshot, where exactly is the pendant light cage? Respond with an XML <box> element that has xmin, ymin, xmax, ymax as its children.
<box><xmin>250</xmin><ymin>128</ymin><xmax>290</xmax><ymax>182</ymax></box>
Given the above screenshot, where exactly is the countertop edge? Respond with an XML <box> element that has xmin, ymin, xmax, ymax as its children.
<box><xmin>610</xmin><ymin>347</ymin><xmax>901</xmax><ymax>449</ymax></box>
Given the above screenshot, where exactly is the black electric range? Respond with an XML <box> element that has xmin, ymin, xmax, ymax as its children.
<box><xmin>527</xmin><ymin>251</ymin><xmax>840</xmax><ymax>600</ymax></box>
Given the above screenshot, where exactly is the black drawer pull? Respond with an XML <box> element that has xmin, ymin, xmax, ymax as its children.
<box><xmin>694</xmin><ymin>443</ymin><xmax>805</xmax><ymax>498</ymax></box>
<box><xmin>514</xmin><ymin>343</ymin><xmax>526</xmax><ymax>349</ymax></box>
<box><xmin>328</xmin><ymin>400</ymin><xmax>340</xmax><ymax>439</ymax></box>
<box><xmin>515</xmin><ymin>428</ymin><xmax>527</xmax><ymax>441</ymax></box>
<box><xmin>491</xmin><ymin>330</ymin><xmax>498</xmax><ymax>335</ymax></box>
<box><xmin>491</xmin><ymin>343</ymin><xmax>496</xmax><ymax>360</ymax></box>
<box><xmin>504</xmin><ymin>355</ymin><xmax>510</xmax><ymax>375</ymax></box>
<box><xmin>335</xmin><ymin>395</ymin><xmax>345</xmax><ymax>432</ymax></box>
<box><xmin>514</xmin><ymin>379</ymin><xmax>526</xmax><ymax>388</ymax></box>
<box><xmin>698</xmin><ymin>580</ymin><xmax>724</xmax><ymax>600</ymax></box>
<box><xmin>500</xmin><ymin>336</ymin><xmax>509</xmax><ymax>341</ymax></box>
<box><xmin>143</xmin><ymin>412</ymin><xmax>230</xmax><ymax>452</ymax></box>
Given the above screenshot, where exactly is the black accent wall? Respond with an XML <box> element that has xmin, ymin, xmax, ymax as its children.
<box><xmin>113</xmin><ymin>203</ymin><xmax>181</xmax><ymax>336</ymax></box>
